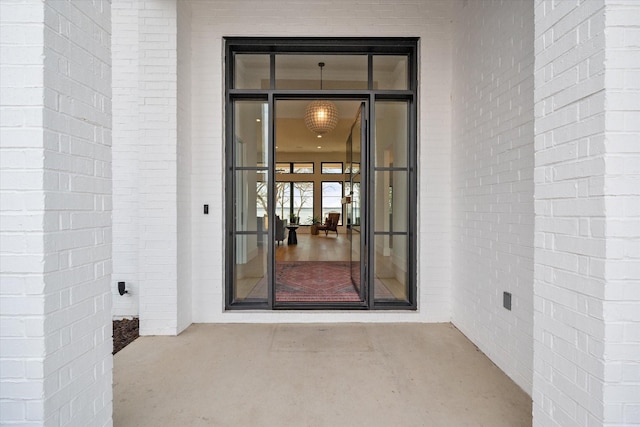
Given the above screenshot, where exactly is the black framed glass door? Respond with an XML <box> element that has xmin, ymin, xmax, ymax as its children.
<box><xmin>224</xmin><ymin>37</ymin><xmax>417</xmax><ymax>311</ymax></box>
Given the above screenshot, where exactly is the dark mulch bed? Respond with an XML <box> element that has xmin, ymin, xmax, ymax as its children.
<box><xmin>113</xmin><ymin>318</ymin><xmax>139</xmax><ymax>355</ymax></box>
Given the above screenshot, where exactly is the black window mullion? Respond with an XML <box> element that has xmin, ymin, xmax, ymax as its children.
<box><xmin>367</xmin><ymin>54</ymin><xmax>373</xmax><ymax>91</ymax></box>
<box><xmin>270</xmin><ymin>54</ymin><xmax>276</xmax><ymax>90</ymax></box>
<box><xmin>267</xmin><ymin>92</ymin><xmax>275</xmax><ymax>308</ymax></box>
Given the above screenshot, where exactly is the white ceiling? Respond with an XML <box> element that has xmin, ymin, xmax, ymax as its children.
<box><xmin>275</xmin><ymin>100</ymin><xmax>361</xmax><ymax>154</ymax></box>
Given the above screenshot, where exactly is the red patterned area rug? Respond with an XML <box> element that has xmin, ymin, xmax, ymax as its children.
<box><xmin>276</xmin><ymin>261</ymin><xmax>362</xmax><ymax>302</ymax></box>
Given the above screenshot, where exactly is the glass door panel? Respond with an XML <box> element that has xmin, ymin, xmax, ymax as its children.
<box><xmin>374</xmin><ymin>234</ymin><xmax>407</xmax><ymax>301</ymax></box>
<box><xmin>373</xmin><ymin>101</ymin><xmax>410</xmax><ymax>303</ymax></box>
<box><xmin>231</xmin><ymin>101</ymin><xmax>269</xmax><ymax>305</ymax></box>
<box><xmin>234</xmin><ymin>102</ymin><xmax>269</xmax><ymax>167</ymax></box>
<box><xmin>234</xmin><ymin>234</ymin><xmax>268</xmax><ymax>301</ymax></box>
<box><xmin>374</xmin><ymin>102</ymin><xmax>408</xmax><ymax>168</ymax></box>
<box><xmin>374</xmin><ymin>171</ymin><xmax>407</xmax><ymax>233</ymax></box>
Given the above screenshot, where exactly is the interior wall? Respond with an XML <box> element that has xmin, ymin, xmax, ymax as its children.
<box><xmin>190</xmin><ymin>0</ymin><xmax>453</xmax><ymax>322</ymax></box>
<box><xmin>451</xmin><ymin>0</ymin><xmax>535</xmax><ymax>394</ymax></box>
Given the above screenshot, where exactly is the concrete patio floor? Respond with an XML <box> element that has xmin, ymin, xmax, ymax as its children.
<box><xmin>113</xmin><ymin>323</ymin><xmax>532</xmax><ymax>426</ymax></box>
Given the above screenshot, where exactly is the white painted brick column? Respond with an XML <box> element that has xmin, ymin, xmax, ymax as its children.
<box><xmin>176</xmin><ymin>0</ymin><xmax>193</xmax><ymax>333</ymax></box>
<box><xmin>137</xmin><ymin>0</ymin><xmax>180</xmax><ymax>335</ymax></box>
<box><xmin>112</xmin><ymin>0</ymin><xmax>191</xmax><ymax>334</ymax></box>
<box><xmin>602</xmin><ymin>1</ymin><xmax>640</xmax><ymax>424</ymax></box>
<box><xmin>1</xmin><ymin>0</ymin><xmax>112</xmax><ymax>425</ymax></box>
<box><xmin>533</xmin><ymin>0</ymin><xmax>640</xmax><ymax>425</ymax></box>
<box><xmin>0</xmin><ymin>1</ymin><xmax>47</xmax><ymax>423</ymax></box>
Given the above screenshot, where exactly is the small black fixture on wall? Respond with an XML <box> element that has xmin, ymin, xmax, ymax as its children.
<box><xmin>118</xmin><ymin>281</ymin><xmax>129</xmax><ymax>296</ymax></box>
<box><xmin>503</xmin><ymin>291</ymin><xmax>512</xmax><ymax>311</ymax></box>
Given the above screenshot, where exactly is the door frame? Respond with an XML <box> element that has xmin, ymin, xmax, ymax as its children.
<box><xmin>224</xmin><ymin>37</ymin><xmax>418</xmax><ymax>311</ymax></box>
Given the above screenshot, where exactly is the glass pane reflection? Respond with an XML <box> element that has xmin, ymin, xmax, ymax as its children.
<box><xmin>235</xmin><ymin>101</ymin><xmax>269</xmax><ymax>167</ymax></box>
<box><xmin>375</xmin><ymin>102</ymin><xmax>408</xmax><ymax>168</ymax></box>
<box><xmin>235</xmin><ymin>170</ymin><xmax>268</xmax><ymax>233</ymax></box>
<box><xmin>374</xmin><ymin>234</ymin><xmax>407</xmax><ymax>302</ymax></box>
<box><xmin>234</xmin><ymin>54</ymin><xmax>270</xmax><ymax>89</ymax></box>
<box><xmin>373</xmin><ymin>56</ymin><xmax>408</xmax><ymax>90</ymax></box>
<box><xmin>234</xmin><ymin>235</ymin><xmax>267</xmax><ymax>302</ymax></box>
<box><xmin>275</xmin><ymin>55</ymin><xmax>367</xmax><ymax>90</ymax></box>
<box><xmin>374</xmin><ymin>171</ymin><xmax>407</xmax><ymax>233</ymax></box>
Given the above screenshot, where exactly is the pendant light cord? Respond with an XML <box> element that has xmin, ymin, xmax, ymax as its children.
<box><xmin>318</xmin><ymin>62</ymin><xmax>325</xmax><ymax>90</ymax></box>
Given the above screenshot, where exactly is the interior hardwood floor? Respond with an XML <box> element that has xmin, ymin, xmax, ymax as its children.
<box><xmin>235</xmin><ymin>228</ymin><xmax>407</xmax><ymax>301</ymax></box>
<box><xmin>275</xmin><ymin>229</ymin><xmax>352</xmax><ymax>262</ymax></box>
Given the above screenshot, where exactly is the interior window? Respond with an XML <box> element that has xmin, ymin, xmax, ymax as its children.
<box><xmin>321</xmin><ymin>182</ymin><xmax>343</xmax><ymax>225</ymax></box>
<box><xmin>293</xmin><ymin>162</ymin><xmax>314</xmax><ymax>173</ymax></box>
<box><xmin>321</xmin><ymin>162</ymin><xmax>343</xmax><ymax>174</ymax></box>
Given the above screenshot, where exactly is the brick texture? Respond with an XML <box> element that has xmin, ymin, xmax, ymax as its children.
<box><xmin>602</xmin><ymin>1</ymin><xmax>640</xmax><ymax>425</ymax></box>
<box><xmin>112</xmin><ymin>0</ymin><xmax>140</xmax><ymax>319</ymax></box>
<box><xmin>137</xmin><ymin>0</ymin><xmax>179</xmax><ymax>335</ymax></box>
<box><xmin>1</xmin><ymin>0</ymin><xmax>112</xmax><ymax>425</ymax></box>
<box><xmin>177</xmin><ymin>0</ymin><xmax>193</xmax><ymax>333</ymax></box>
<box><xmin>0</xmin><ymin>1</ymin><xmax>46</xmax><ymax>424</ymax></box>
<box><xmin>533</xmin><ymin>0</ymin><xmax>607</xmax><ymax>424</ymax></box>
<box><xmin>451</xmin><ymin>0</ymin><xmax>535</xmax><ymax>395</ymax></box>
<box><xmin>532</xmin><ymin>0</ymin><xmax>640</xmax><ymax>425</ymax></box>
<box><xmin>112</xmin><ymin>0</ymin><xmax>193</xmax><ymax>334</ymax></box>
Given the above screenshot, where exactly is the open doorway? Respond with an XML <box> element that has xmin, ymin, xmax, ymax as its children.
<box><xmin>271</xmin><ymin>99</ymin><xmax>366</xmax><ymax>305</ymax></box>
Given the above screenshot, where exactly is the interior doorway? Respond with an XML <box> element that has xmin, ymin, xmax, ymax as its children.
<box><xmin>224</xmin><ymin>37</ymin><xmax>418</xmax><ymax>310</ymax></box>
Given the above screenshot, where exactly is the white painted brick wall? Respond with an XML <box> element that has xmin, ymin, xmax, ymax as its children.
<box><xmin>41</xmin><ymin>1</ymin><xmax>112</xmax><ymax>424</ymax></box>
<box><xmin>1</xmin><ymin>0</ymin><xmax>112</xmax><ymax>425</ymax></box>
<box><xmin>533</xmin><ymin>0</ymin><xmax>606</xmax><ymax>423</ymax></box>
<box><xmin>137</xmin><ymin>0</ymin><xmax>179</xmax><ymax>335</ymax></box>
<box><xmin>112</xmin><ymin>0</ymin><xmax>193</xmax><ymax>334</ymax></box>
<box><xmin>451</xmin><ymin>0</ymin><xmax>535</xmax><ymax>395</ymax></box>
<box><xmin>602</xmin><ymin>1</ymin><xmax>640</xmax><ymax>425</ymax></box>
<box><xmin>189</xmin><ymin>0</ymin><xmax>454</xmax><ymax>323</ymax></box>
<box><xmin>0</xmin><ymin>1</ymin><xmax>46</xmax><ymax>423</ymax></box>
<box><xmin>112</xmin><ymin>0</ymin><xmax>140</xmax><ymax>319</ymax></box>
<box><xmin>177</xmin><ymin>0</ymin><xmax>193</xmax><ymax>333</ymax></box>
<box><xmin>532</xmin><ymin>0</ymin><xmax>640</xmax><ymax>425</ymax></box>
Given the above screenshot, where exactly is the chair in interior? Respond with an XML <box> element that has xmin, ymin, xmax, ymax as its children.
<box><xmin>316</xmin><ymin>212</ymin><xmax>340</xmax><ymax>236</ymax></box>
<box><xmin>275</xmin><ymin>216</ymin><xmax>286</xmax><ymax>245</ymax></box>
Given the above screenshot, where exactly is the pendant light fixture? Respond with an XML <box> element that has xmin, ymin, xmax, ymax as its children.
<box><xmin>304</xmin><ymin>62</ymin><xmax>338</xmax><ymax>137</ymax></box>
